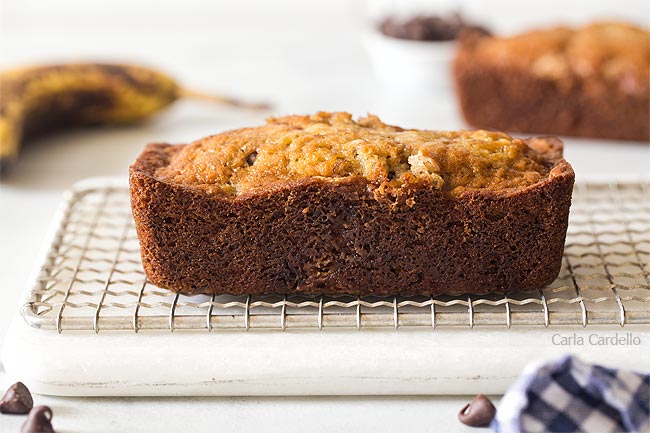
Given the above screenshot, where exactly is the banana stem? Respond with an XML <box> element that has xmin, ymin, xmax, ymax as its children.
<box><xmin>180</xmin><ymin>88</ymin><xmax>271</xmax><ymax>110</ymax></box>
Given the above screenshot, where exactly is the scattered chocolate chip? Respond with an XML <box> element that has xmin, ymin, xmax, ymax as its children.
<box><xmin>21</xmin><ymin>406</ymin><xmax>55</xmax><ymax>433</ymax></box>
<box><xmin>0</xmin><ymin>382</ymin><xmax>33</xmax><ymax>414</ymax></box>
<box><xmin>246</xmin><ymin>151</ymin><xmax>258</xmax><ymax>166</ymax></box>
<box><xmin>458</xmin><ymin>394</ymin><xmax>496</xmax><ymax>427</ymax></box>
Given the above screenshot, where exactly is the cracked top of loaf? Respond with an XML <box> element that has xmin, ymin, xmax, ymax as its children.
<box><xmin>463</xmin><ymin>22</ymin><xmax>649</xmax><ymax>95</ymax></box>
<box><xmin>156</xmin><ymin>112</ymin><xmax>556</xmax><ymax>197</ymax></box>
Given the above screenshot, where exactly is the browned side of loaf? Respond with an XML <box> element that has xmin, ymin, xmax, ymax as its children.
<box><xmin>129</xmin><ymin>141</ymin><xmax>574</xmax><ymax>296</ymax></box>
<box><xmin>453</xmin><ymin>38</ymin><xmax>650</xmax><ymax>142</ymax></box>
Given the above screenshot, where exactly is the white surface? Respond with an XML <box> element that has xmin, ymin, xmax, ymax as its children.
<box><xmin>1</xmin><ymin>0</ymin><xmax>649</xmax><ymax>432</ymax></box>
<box><xmin>0</xmin><ymin>378</ymin><xmax>493</xmax><ymax>433</ymax></box>
<box><xmin>4</xmin><ymin>314</ymin><xmax>650</xmax><ymax>397</ymax></box>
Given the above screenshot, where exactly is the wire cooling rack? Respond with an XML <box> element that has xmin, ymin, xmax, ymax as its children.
<box><xmin>21</xmin><ymin>179</ymin><xmax>650</xmax><ymax>333</ymax></box>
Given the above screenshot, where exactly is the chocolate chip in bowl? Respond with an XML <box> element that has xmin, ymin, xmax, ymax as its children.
<box><xmin>365</xmin><ymin>13</ymin><xmax>489</xmax><ymax>91</ymax></box>
<box><xmin>379</xmin><ymin>14</ymin><xmax>488</xmax><ymax>41</ymax></box>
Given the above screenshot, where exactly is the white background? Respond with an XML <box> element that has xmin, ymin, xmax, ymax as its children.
<box><xmin>1</xmin><ymin>1</ymin><xmax>649</xmax><ymax>432</ymax></box>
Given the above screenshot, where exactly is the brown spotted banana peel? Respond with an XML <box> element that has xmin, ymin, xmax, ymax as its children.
<box><xmin>0</xmin><ymin>63</ymin><xmax>269</xmax><ymax>165</ymax></box>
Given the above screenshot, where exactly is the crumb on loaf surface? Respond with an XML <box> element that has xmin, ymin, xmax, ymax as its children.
<box><xmin>156</xmin><ymin>112</ymin><xmax>552</xmax><ymax>196</ymax></box>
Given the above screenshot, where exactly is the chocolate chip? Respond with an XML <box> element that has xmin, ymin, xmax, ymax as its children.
<box><xmin>21</xmin><ymin>406</ymin><xmax>55</xmax><ymax>433</ymax></box>
<box><xmin>246</xmin><ymin>151</ymin><xmax>258</xmax><ymax>166</ymax></box>
<box><xmin>0</xmin><ymin>382</ymin><xmax>33</xmax><ymax>414</ymax></box>
<box><xmin>379</xmin><ymin>14</ymin><xmax>489</xmax><ymax>42</ymax></box>
<box><xmin>458</xmin><ymin>394</ymin><xmax>496</xmax><ymax>427</ymax></box>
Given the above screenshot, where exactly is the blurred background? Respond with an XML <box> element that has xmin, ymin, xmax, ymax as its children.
<box><xmin>1</xmin><ymin>0</ymin><xmax>648</xmax><ymax>181</ymax></box>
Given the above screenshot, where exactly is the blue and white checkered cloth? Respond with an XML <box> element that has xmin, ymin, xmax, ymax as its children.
<box><xmin>493</xmin><ymin>356</ymin><xmax>649</xmax><ymax>433</ymax></box>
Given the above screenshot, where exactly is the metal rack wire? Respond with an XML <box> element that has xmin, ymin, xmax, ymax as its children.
<box><xmin>21</xmin><ymin>180</ymin><xmax>650</xmax><ymax>333</ymax></box>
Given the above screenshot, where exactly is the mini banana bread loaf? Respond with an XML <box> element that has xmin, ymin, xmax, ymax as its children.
<box><xmin>454</xmin><ymin>22</ymin><xmax>649</xmax><ymax>141</ymax></box>
<box><xmin>130</xmin><ymin>112</ymin><xmax>574</xmax><ymax>296</ymax></box>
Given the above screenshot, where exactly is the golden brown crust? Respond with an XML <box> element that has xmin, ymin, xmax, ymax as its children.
<box><xmin>155</xmin><ymin>112</ymin><xmax>553</xmax><ymax>197</ymax></box>
<box><xmin>466</xmin><ymin>22</ymin><xmax>649</xmax><ymax>95</ymax></box>
<box><xmin>130</xmin><ymin>121</ymin><xmax>574</xmax><ymax>296</ymax></box>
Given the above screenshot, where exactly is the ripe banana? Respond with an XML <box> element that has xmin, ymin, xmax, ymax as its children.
<box><xmin>0</xmin><ymin>63</ymin><xmax>269</xmax><ymax>165</ymax></box>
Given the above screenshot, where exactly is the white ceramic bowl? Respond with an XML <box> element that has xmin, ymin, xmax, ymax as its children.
<box><xmin>365</xmin><ymin>29</ymin><xmax>457</xmax><ymax>92</ymax></box>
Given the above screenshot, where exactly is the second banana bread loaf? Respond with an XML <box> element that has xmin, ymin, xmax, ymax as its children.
<box><xmin>454</xmin><ymin>22</ymin><xmax>650</xmax><ymax>141</ymax></box>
